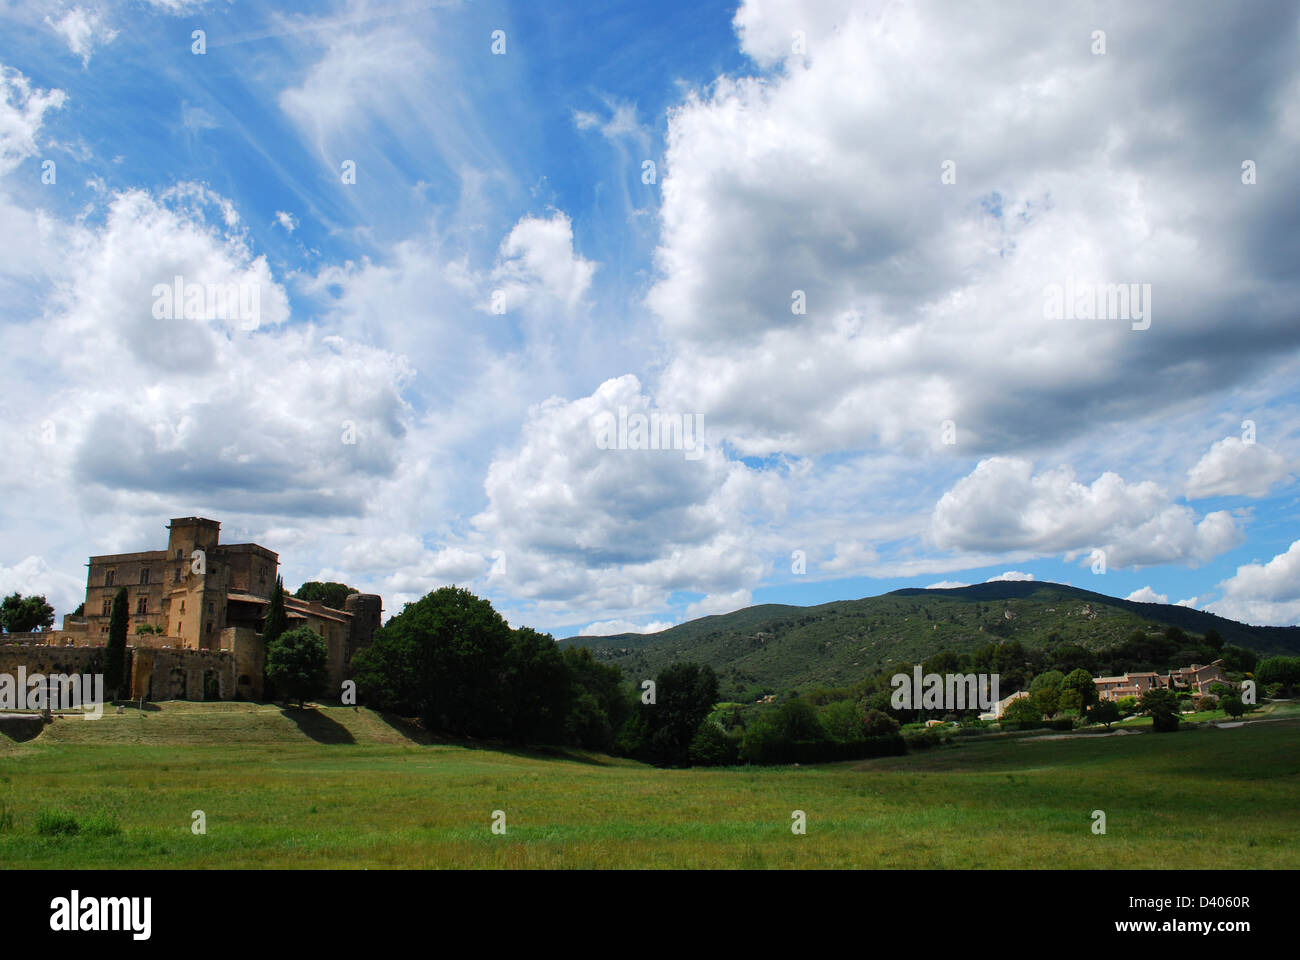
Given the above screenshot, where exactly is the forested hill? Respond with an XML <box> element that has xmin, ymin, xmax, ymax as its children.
<box><xmin>560</xmin><ymin>581</ymin><xmax>1300</xmax><ymax>700</ymax></box>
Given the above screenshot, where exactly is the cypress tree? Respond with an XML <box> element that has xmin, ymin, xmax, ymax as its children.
<box><xmin>105</xmin><ymin>586</ymin><xmax>129</xmax><ymax>700</ymax></box>
<box><xmin>262</xmin><ymin>577</ymin><xmax>288</xmax><ymax>701</ymax></box>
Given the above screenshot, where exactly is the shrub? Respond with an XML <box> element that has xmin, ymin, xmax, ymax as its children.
<box><xmin>1048</xmin><ymin>717</ymin><xmax>1073</xmax><ymax>731</ymax></box>
<box><xmin>81</xmin><ymin>810</ymin><xmax>121</xmax><ymax>837</ymax></box>
<box><xmin>689</xmin><ymin>722</ymin><xmax>739</xmax><ymax>766</ymax></box>
<box><xmin>35</xmin><ymin>809</ymin><xmax>81</xmax><ymax>836</ymax></box>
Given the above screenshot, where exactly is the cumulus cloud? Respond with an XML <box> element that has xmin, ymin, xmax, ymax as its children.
<box><xmin>274</xmin><ymin>210</ymin><xmax>297</xmax><ymax>233</ymax></box>
<box><xmin>931</xmin><ymin>458</ymin><xmax>1243</xmax><ymax>569</ymax></box>
<box><xmin>649</xmin><ymin>0</ymin><xmax>1300</xmax><ymax>457</ymax></box>
<box><xmin>925</xmin><ymin>580</ymin><xmax>969</xmax><ymax>589</ymax></box>
<box><xmin>578</xmin><ymin>618</ymin><xmax>675</xmax><ymax>637</ymax></box>
<box><xmin>470</xmin><ymin>375</ymin><xmax>775</xmax><ymax>619</ymax></box>
<box><xmin>1126</xmin><ymin>586</ymin><xmax>1169</xmax><ymax>604</ymax></box>
<box><xmin>987</xmin><ymin>571</ymin><xmax>1035</xmax><ymax>582</ymax></box>
<box><xmin>1186</xmin><ymin>436</ymin><xmax>1292</xmax><ymax>499</ymax></box>
<box><xmin>490</xmin><ymin>213</ymin><xmax>596</xmax><ymax>314</ymax></box>
<box><xmin>1207</xmin><ymin>540</ymin><xmax>1300</xmax><ymax>626</ymax></box>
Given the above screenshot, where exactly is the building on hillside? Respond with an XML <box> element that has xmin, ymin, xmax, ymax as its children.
<box><xmin>1093</xmin><ymin>659</ymin><xmax>1228</xmax><ymax>702</ymax></box>
<box><xmin>38</xmin><ymin>517</ymin><xmax>382</xmax><ymax>701</ymax></box>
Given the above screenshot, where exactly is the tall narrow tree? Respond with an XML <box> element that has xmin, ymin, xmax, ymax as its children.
<box><xmin>262</xmin><ymin>576</ymin><xmax>288</xmax><ymax>701</ymax></box>
<box><xmin>104</xmin><ymin>587</ymin><xmax>129</xmax><ymax>700</ymax></box>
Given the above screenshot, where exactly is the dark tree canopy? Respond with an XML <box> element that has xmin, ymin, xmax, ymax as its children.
<box><xmin>265</xmin><ymin>625</ymin><xmax>329</xmax><ymax>708</ymax></box>
<box><xmin>0</xmin><ymin>592</ymin><xmax>55</xmax><ymax>633</ymax></box>
<box><xmin>294</xmin><ymin>581</ymin><xmax>356</xmax><ymax>611</ymax></box>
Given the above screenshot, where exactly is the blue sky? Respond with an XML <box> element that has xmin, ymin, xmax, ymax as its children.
<box><xmin>2</xmin><ymin>0</ymin><xmax>1299</xmax><ymax>637</ymax></box>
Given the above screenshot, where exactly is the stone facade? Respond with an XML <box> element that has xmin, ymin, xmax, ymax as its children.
<box><xmin>34</xmin><ymin>517</ymin><xmax>382</xmax><ymax>702</ymax></box>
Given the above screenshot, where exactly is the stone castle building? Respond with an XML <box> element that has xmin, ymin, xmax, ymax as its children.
<box><xmin>14</xmin><ymin>517</ymin><xmax>382</xmax><ymax>702</ymax></box>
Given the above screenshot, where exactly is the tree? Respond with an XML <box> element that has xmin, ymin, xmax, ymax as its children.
<box><xmin>0</xmin><ymin>593</ymin><xmax>55</xmax><ymax>633</ymax></box>
<box><xmin>819</xmin><ymin>699</ymin><xmax>864</xmax><ymax>743</ymax></box>
<box><xmin>1032</xmin><ymin>686</ymin><xmax>1060</xmax><ymax>719</ymax></box>
<box><xmin>1002</xmin><ymin>696</ymin><xmax>1041</xmax><ymax>729</ymax></box>
<box><xmin>561</xmin><ymin>646</ymin><xmax>630</xmax><ymax>751</ymax></box>
<box><xmin>263</xmin><ymin>576</ymin><xmax>288</xmax><ymax>646</ymax></box>
<box><xmin>862</xmin><ymin>708</ymin><xmax>900</xmax><ymax>737</ymax></box>
<box><xmin>265</xmin><ymin>626</ymin><xmax>329</xmax><ymax>709</ymax></box>
<box><xmin>294</xmin><ymin>581</ymin><xmax>356</xmax><ymax>611</ymax></box>
<box><xmin>261</xmin><ymin>576</ymin><xmax>289</xmax><ymax>701</ymax></box>
<box><xmin>689</xmin><ymin>722</ymin><xmax>737</xmax><ymax>766</ymax></box>
<box><xmin>1061</xmin><ymin>668</ymin><xmax>1098</xmax><ymax>709</ymax></box>
<box><xmin>1029</xmin><ymin>670</ymin><xmax>1064</xmax><ymax>693</ymax></box>
<box><xmin>1088</xmin><ymin>699</ymin><xmax>1120</xmax><ymax>728</ymax></box>
<box><xmin>1256</xmin><ymin>656</ymin><xmax>1300</xmax><ymax>695</ymax></box>
<box><xmin>104</xmin><ymin>587</ymin><xmax>129</xmax><ymax>699</ymax></box>
<box><xmin>1116</xmin><ymin>696</ymin><xmax>1139</xmax><ymax>717</ymax></box>
<box><xmin>641</xmin><ymin>662</ymin><xmax>719</xmax><ymax>766</ymax></box>
<box><xmin>503</xmin><ymin>627</ymin><xmax>572</xmax><ymax>744</ymax></box>
<box><xmin>1139</xmin><ymin>687</ymin><xmax>1181</xmax><ymax>733</ymax></box>
<box><xmin>351</xmin><ymin>586</ymin><xmax>512</xmax><ymax>738</ymax></box>
<box><xmin>1221</xmin><ymin>694</ymin><xmax>1245</xmax><ymax>720</ymax></box>
<box><xmin>773</xmin><ymin>698</ymin><xmax>825</xmax><ymax>742</ymax></box>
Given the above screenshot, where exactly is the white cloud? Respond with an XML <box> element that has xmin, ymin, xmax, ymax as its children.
<box><xmin>490</xmin><ymin>213</ymin><xmax>596</xmax><ymax>314</ymax></box>
<box><xmin>1207</xmin><ymin>540</ymin><xmax>1300</xmax><ymax>626</ymax></box>
<box><xmin>45</xmin><ymin>7</ymin><xmax>119</xmax><ymax>67</ymax></box>
<box><xmin>1186</xmin><ymin>436</ymin><xmax>1292</xmax><ymax>499</ymax></box>
<box><xmin>578</xmin><ymin>618</ymin><xmax>675</xmax><ymax>637</ymax></box>
<box><xmin>685</xmin><ymin>589</ymin><xmax>754</xmax><ymax>620</ymax></box>
<box><xmin>924</xmin><ymin>580</ymin><xmax>969</xmax><ymax>589</ymax></box>
<box><xmin>274</xmin><ymin>210</ymin><xmax>297</xmax><ymax>233</ymax></box>
<box><xmin>819</xmin><ymin>541</ymin><xmax>879</xmax><ymax>573</ymax></box>
<box><xmin>1174</xmin><ymin>596</ymin><xmax>1198</xmax><ymax>608</ymax></box>
<box><xmin>648</xmin><ymin>1</ymin><xmax>1300</xmax><ymax>458</ymax></box>
<box><xmin>1126</xmin><ymin>586</ymin><xmax>1168</xmax><ymax>604</ymax></box>
<box><xmin>0</xmin><ymin>66</ymin><xmax>66</xmax><ymax>175</ymax></box>
<box><xmin>931</xmin><ymin>458</ymin><xmax>1243</xmax><ymax>569</ymax></box>
<box><xmin>987</xmin><ymin>571</ymin><xmax>1035</xmax><ymax>582</ymax></box>
<box><xmin>0</xmin><ymin>556</ymin><xmax>84</xmax><ymax>621</ymax></box>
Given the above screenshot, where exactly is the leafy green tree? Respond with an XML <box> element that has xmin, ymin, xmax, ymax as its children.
<box><xmin>562</xmin><ymin>646</ymin><xmax>630</xmax><ymax>750</ymax></box>
<box><xmin>1116</xmin><ymin>696</ymin><xmax>1139</xmax><ymax>717</ymax></box>
<box><xmin>1029</xmin><ymin>670</ymin><xmax>1064</xmax><ymax>693</ymax></box>
<box><xmin>1140</xmin><ymin>687</ymin><xmax>1181</xmax><ymax>733</ymax></box>
<box><xmin>1059</xmin><ymin>688</ymin><xmax>1082</xmax><ymax>712</ymax></box>
<box><xmin>1221</xmin><ymin>694</ymin><xmax>1245</xmax><ymax>720</ymax></box>
<box><xmin>1256</xmin><ymin>656</ymin><xmax>1300</xmax><ymax>695</ymax></box>
<box><xmin>0</xmin><ymin>593</ymin><xmax>55</xmax><ymax>633</ymax></box>
<box><xmin>641</xmin><ymin>662</ymin><xmax>719</xmax><ymax>766</ymax></box>
<box><xmin>689</xmin><ymin>721</ymin><xmax>738</xmax><ymax>766</ymax></box>
<box><xmin>1061</xmin><ymin>668</ymin><xmax>1098</xmax><ymax>709</ymax></box>
<box><xmin>1088</xmin><ymin>699</ymin><xmax>1120</xmax><ymax>728</ymax></box>
<box><xmin>351</xmin><ymin>586</ymin><xmax>512</xmax><ymax>737</ymax></box>
<box><xmin>862</xmin><ymin>707</ymin><xmax>900</xmax><ymax>737</ymax></box>
<box><xmin>503</xmin><ymin>627</ymin><xmax>572</xmax><ymax>744</ymax></box>
<box><xmin>773</xmin><ymin>698</ymin><xmax>825</xmax><ymax>742</ymax></box>
<box><xmin>72</xmin><ymin>602</ymin><xmax>84</xmax><ymax>617</ymax></box>
<box><xmin>104</xmin><ymin>587</ymin><xmax>129</xmax><ymax>699</ymax></box>
<box><xmin>265</xmin><ymin>626</ymin><xmax>329</xmax><ymax>709</ymax></box>
<box><xmin>1001</xmin><ymin>696</ymin><xmax>1041</xmax><ymax>728</ymax></box>
<box><xmin>819</xmin><ymin>699</ymin><xmax>865</xmax><ymax>743</ymax></box>
<box><xmin>294</xmin><ymin>581</ymin><xmax>356</xmax><ymax>611</ymax></box>
<box><xmin>1032</xmin><ymin>686</ymin><xmax>1060</xmax><ymax>718</ymax></box>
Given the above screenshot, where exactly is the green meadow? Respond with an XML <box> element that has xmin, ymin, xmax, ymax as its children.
<box><xmin>1</xmin><ymin>702</ymin><xmax>1296</xmax><ymax>869</ymax></box>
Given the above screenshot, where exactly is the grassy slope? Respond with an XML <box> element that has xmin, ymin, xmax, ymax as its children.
<box><xmin>1</xmin><ymin>701</ymin><xmax>1296</xmax><ymax>868</ymax></box>
<box><xmin>563</xmin><ymin>582</ymin><xmax>1300</xmax><ymax>698</ymax></box>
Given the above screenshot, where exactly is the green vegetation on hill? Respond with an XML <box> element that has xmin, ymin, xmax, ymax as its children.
<box><xmin>562</xmin><ymin>582</ymin><xmax>1300</xmax><ymax>701</ymax></box>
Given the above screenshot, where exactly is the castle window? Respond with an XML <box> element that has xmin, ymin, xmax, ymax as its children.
<box><xmin>208</xmin><ymin>602</ymin><xmax>214</xmax><ymax>614</ymax></box>
<box><xmin>101</xmin><ymin>598</ymin><xmax>112</xmax><ymax>616</ymax></box>
<box><xmin>136</xmin><ymin>597</ymin><xmax>148</xmax><ymax>615</ymax></box>
<box><xmin>180</xmin><ymin>601</ymin><xmax>185</xmax><ymax>613</ymax></box>
<box><xmin>206</xmin><ymin>622</ymin><xmax>212</xmax><ymax>634</ymax></box>
<box><xmin>140</xmin><ymin>568</ymin><xmax>150</xmax><ymax>585</ymax></box>
<box><xmin>176</xmin><ymin>549</ymin><xmax>183</xmax><ymax>559</ymax></box>
<box><xmin>104</xmin><ymin>569</ymin><xmax>115</xmax><ymax>587</ymax></box>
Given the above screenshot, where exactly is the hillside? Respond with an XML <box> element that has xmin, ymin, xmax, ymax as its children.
<box><xmin>561</xmin><ymin>581</ymin><xmax>1300</xmax><ymax>699</ymax></box>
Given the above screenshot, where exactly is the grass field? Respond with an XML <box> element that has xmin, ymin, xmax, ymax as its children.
<box><xmin>1</xmin><ymin>701</ymin><xmax>1297</xmax><ymax>869</ymax></box>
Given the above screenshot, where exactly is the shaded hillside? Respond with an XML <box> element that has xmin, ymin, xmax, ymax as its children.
<box><xmin>562</xmin><ymin>581</ymin><xmax>1300</xmax><ymax>699</ymax></box>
